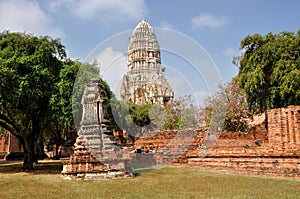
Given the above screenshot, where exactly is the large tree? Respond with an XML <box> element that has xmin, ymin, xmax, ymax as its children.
<box><xmin>236</xmin><ymin>30</ymin><xmax>300</xmax><ymax>113</ymax></box>
<box><xmin>0</xmin><ymin>31</ymin><xmax>65</xmax><ymax>170</ymax></box>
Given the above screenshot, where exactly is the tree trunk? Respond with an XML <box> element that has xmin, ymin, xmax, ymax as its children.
<box><xmin>22</xmin><ymin>151</ymin><xmax>35</xmax><ymax>171</ymax></box>
<box><xmin>54</xmin><ymin>125</ymin><xmax>62</xmax><ymax>160</ymax></box>
<box><xmin>21</xmin><ymin>138</ymin><xmax>36</xmax><ymax>171</ymax></box>
<box><xmin>265</xmin><ymin>111</ymin><xmax>268</xmax><ymax>135</ymax></box>
<box><xmin>21</xmin><ymin>129</ymin><xmax>43</xmax><ymax>171</ymax></box>
<box><xmin>55</xmin><ymin>144</ymin><xmax>60</xmax><ymax>160</ymax></box>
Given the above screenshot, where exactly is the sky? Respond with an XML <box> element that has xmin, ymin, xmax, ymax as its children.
<box><xmin>1</xmin><ymin>0</ymin><xmax>300</xmax><ymax>105</ymax></box>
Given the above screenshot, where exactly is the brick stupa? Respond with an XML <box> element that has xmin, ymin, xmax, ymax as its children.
<box><xmin>62</xmin><ymin>78</ymin><xmax>132</xmax><ymax>180</ymax></box>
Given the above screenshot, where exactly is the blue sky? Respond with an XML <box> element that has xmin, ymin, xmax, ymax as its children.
<box><xmin>1</xmin><ymin>0</ymin><xmax>300</xmax><ymax>105</ymax></box>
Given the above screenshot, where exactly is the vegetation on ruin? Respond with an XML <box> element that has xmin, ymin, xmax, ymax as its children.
<box><xmin>200</xmin><ymin>78</ymin><xmax>253</xmax><ymax>132</ymax></box>
<box><xmin>0</xmin><ymin>160</ymin><xmax>299</xmax><ymax>199</ymax></box>
<box><xmin>110</xmin><ymin>95</ymin><xmax>198</xmax><ymax>139</ymax></box>
<box><xmin>236</xmin><ymin>30</ymin><xmax>300</xmax><ymax>113</ymax></box>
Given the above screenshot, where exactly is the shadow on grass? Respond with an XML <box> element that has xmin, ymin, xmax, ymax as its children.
<box><xmin>0</xmin><ymin>159</ymin><xmax>64</xmax><ymax>175</ymax></box>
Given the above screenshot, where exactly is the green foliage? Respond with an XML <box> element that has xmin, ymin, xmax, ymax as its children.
<box><xmin>237</xmin><ymin>30</ymin><xmax>300</xmax><ymax>112</ymax></box>
<box><xmin>0</xmin><ymin>31</ymin><xmax>114</xmax><ymax>162</ymax></box>
<box><xmin>109</xmin><ymin>98</ymin><xmax>130</xmax><ymax>131</ymax></box>
<box><xmin>50</xmin><ymin>60</ymin><xmax>81</xmax><ymax>129</ymax></box>
<box><xmin>163</xmin><ymin>102</ymin><xmax>182</xmax><ymax>130</ymax></box>
<box><xmin>0</xmin><ymin>126</ymin><xmax>6</xmax><ymax>135</ymax></box>
<box><xmin>0</xmin><ymin>31</ymin><xmax>65</xmax><ymax>135</ymax></box>
<box><xmin>129</xmin><ymin>103</ymin><xmax>152</xmax><ymax>127</ymax></box>
<box><xmin>0</xmin><ymin>31</ymin><xmax>66</xmax><ymax>169</ymax></box>
<box><xmin>110</xmin><ymin>95</ymin><xmax>198</xmax><ymax>136</ymax></box>
<box><xmin>45</xmin><ymin>60</ymin><xmax>82</xmax><ymax>156</ymax></box>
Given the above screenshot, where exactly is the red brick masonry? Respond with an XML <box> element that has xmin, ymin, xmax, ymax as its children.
<box><xmin>135</xmin><ymin>106</ymin><xmax>300</xmax><ymax>178</ymax></box>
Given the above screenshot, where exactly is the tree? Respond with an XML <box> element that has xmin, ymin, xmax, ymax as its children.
<box><xmin>47</xmin><ymin>60</ymin><xmax>81</xmax><ymax>158</ymax></box>
<box><xmin>110</xmin><ymin>101</ymin><xmax>157</xmax><ymax>138</ymax></box>
<box><xmin>129</xmin><ymin>103</ymin><xmax>151</xmax><ymax>127</ymax></box>
<box><xmin>200</xmin><ymin>79</ymin><xmax>253</xmax><ymax>132</ymax></box>
<box><xmin>236</xmin><ymin>30</ymin><xmax>300</xmax><ymax>113</ymax></box>
<box><xmin>0</xmin><ymin>31</ymin><xmax>65</xmax><ymax>170</ymax></box>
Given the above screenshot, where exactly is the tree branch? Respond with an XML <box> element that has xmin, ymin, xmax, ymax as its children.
<box><xmin>0</xmin><ymin>119</ymin><xmax>18</xmax><ymax>137</ymax></box>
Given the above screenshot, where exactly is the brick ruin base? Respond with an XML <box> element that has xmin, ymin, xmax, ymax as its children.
<box><xmin>62</xmin><ymin>135</ymin><xmax>133</xmax><ymax>180</ymax></box>
<box><xmin>134</xmin><ymin>105</ymin><xmax>300</xmax><ymax>178</ymax></box>
<box><xmin>63</xmin><ymin>103</ymin><xmax>300</xmax><ymax>179</ymax></box>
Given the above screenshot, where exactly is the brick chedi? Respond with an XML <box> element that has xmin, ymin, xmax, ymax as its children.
<box><xmin>121</xmin><ymin>20</ymin><xmax>174</xmax><ymax>105</ymax></box>
<box><xmin>62</xmin><ymin>79</ymin><xmax>132</xmax><ymax>180</ymax></box>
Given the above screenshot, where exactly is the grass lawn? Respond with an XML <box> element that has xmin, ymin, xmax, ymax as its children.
<box><xmin>0</xmin><ymin>160</ymin><xmax>299</xmax><ymax>199</ymax></box>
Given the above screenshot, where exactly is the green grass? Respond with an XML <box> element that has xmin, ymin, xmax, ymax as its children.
<box><xmin>0</xmin><ymin>160</ymin><xmax>299</xmax><ymax>199</ymax></box>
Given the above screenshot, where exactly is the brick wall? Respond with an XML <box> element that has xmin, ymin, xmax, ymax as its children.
<box><xmin>0</xmin><ymin>131</ymin><xmax>23</xmax><ymax>153</ymax></box>
<box><xmin>267</xmin><ymin>106</ymin><xmax>300</xmax><ymax>155</ymax></box>
<box><xmin>188</xmin><ymin>105</ymin><xmax>300</xmax><ymax>177</ymax></box>
<box><xmin>133</xmin><ymin>106</ymin><xmax>300</xmax><ymax>177</ymax></box>
<box><xmin>0</xmin><ymin>131</ymin><xmax>10</xmax><ymax>153</ymax></box>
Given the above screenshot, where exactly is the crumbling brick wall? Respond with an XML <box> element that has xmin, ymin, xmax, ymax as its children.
<box><xmin>267</xmin><ymin>105</ymin><xmax>300</xmax><ymax>155</ymax></box>
<box><xmin>133</xmin><ymin>106</ymin><xmax>300</xmax><ymax>177</ymax></box>
<box><xmin>188</xmin><ymin>105</ymin><xmax>300</xmax><ymax>177</ymax></box>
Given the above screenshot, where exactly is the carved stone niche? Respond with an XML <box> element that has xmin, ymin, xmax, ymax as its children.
<box><xmin>62</xmin><ymin>78</ymin><xmax>132</xmax><ymax>180</ymax></box>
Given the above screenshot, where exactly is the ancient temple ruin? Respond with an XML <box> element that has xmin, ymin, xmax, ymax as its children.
<box><xmin>134</xmin><ymin>105</ymin><xmax>300</xmax><ymax>177</ymax></box>
<box><xmin>121</xmin><ymin>20</ymin><xmax>174</xmax><ymax>105</ymax></box>
<box><xmin>62</xmin><ymin>78</ymin><xmax>132</xmax><ymax>180</ymax></box>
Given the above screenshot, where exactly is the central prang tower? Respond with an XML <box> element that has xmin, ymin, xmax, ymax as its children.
<box><xmin>121</xmin><ymin>20</ymin><xmax>173</xmax><ymax>105</ymax></box>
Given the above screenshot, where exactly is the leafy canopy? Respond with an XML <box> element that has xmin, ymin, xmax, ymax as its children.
<box><xmin>0</xmin><ymin>31</ymin><xmax>67</xmax><ymax>169</ymax></box>
<box><xmin>0</xmin><ymin>31</ymin><xmax>65</xmax><ymax>136</ymax></box>
<box><xmin>236</xmin><ymin>30</ymin><xmax>300</xmax><ymax>112</ymax></box>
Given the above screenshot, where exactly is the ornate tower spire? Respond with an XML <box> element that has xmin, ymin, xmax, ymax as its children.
<box><xmin>121</xmin><ymin>20</ymin><xmax>173</xmax><ymax>105</ymax></box>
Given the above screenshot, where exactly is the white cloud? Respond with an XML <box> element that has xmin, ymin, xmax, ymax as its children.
<box><xmin>192</xmin><ymin>13</ymin><xmax>227</xmax><ymax>29</ymax></box>
<box><xmin>160</xmin><ymin>21</ymin><xmax>173</xmax><ymax>30</ymax></box>
<box><xmin>0</xmin><ymin>0</ymin><xmax>63</xmax><ymax>38</ymax></box>
<box><xmin>49</xmin><ymin>0</ymin><xmax>147</xmax><ymax>21</ymax></box>
<box><xmin>96</xmin><ymin>47</ymin><xmax>127</xmax><ymax>97</ymax></box>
